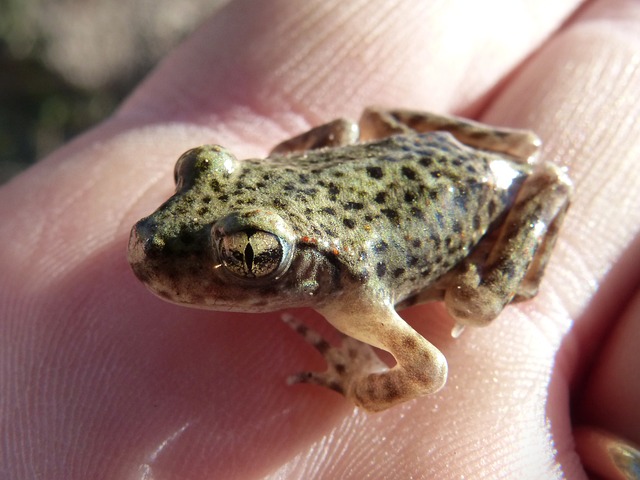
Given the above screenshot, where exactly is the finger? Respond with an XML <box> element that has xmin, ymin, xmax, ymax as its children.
<box><xmin>578</xmin><ymin>283</ymin><xmax>640</xmax><ymax>445</ymax></box>
<box><xmin>120</xmin><ymin>0</ymin><xmax>584</xmax><ymax>130</ymax></box>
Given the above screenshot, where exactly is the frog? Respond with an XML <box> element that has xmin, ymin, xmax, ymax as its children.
<box><xmin>128</xmin><ymin>107</ymin><xmax>572</xmax><ymax>412</ymax></box>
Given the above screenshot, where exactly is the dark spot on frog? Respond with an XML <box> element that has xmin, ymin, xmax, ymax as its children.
<box><xmin>320</xmin><ymin>225</ymin><xmax>337</xmax><ymax>237</ymax></box>
<box><xmin>327</xmin><ymin>183</ymin><xmax>340</xmax><ymax>200</ymax></box>
<box><xmin>401</xmin><ymin>166</ymin><xmax>417</xmax><ymax>180</ymax></box>
<box><xmin>322</xmin><ymin>207</ymin><xmax>336</xmax><ymax>216</ymax></box>
<box><xmin>419</xmin><ymin>157</ymin><xmax>433</xmax><ymax>168</ymax></box>
<box><xmin>366</xmin><ymin>166</ymin><xmax>384</xmax><ymax>179</ymax></box>
<box><xmin>315</xmin><ymin>339</ymin><xmax>331</xmax><ymax>355</ymax></box>
<box><xmin>218</xmin><ymin>194</ymin><xmax>229</xmax><ymax>202</ymax></box>
<box><xmin>502</xmin><ymin>259</ymin><xmax>517</xmax><ymax>279</ymax></box>
<box><xmin>473</xmin><ymin>214</ymin><xmax>482</xmax><ymax>231</ymax></box>
<box><xmin>401</xmin><ymin>335</ymin><xmax>417</xmax><ymax>350</ymax></box>
<box><xmin>374</xmin><ymin>240</ymin><xmax>388</xmax><ymax>253</ymax></box>
<box><xmin>273</xmin><ymin>198</ymin><xmax>287</xmax><ymax>208</ymax></box>
<box><xmin>344</xmin><ymin>202</ymin><xmax>364</xmax><ymax>210</ymax></box>
<box><xmin>410</xmin><ymin>207</ymin><xmax>424</xmax><ymax>219</ymax></box>
<box><xmin>375</xmin><ymin>192</ymin><xmax>387</xmax><ymax>204</ymax></box>
<box><xmin>393</xmin><ymin>267</ymin><xmax>405</xmax><ymax>278</ymax></box>
<box><xmin>343</xmin><ymin>218</ymin><xmax>356</xmax><ymax>229</ymax></box>
<box><xmin>488</xmin><ymin>199</ymin><xmax>497</xmax><ymax>217</ymax></box>
<box><xmin>329</xmin><ymin>382</ymin><xmax>345</xmax><ymax>395</ymax></box>
<box><xmin>381</xmin><ymin>208</ymin><xmax>399</xmax><ymax>223</ymax></box>
<box><xmin>404</xmin><ymin>191</ymin><xmax>417</xmax><ymax>203</ymax></box>
<box><xmin>376</xmin><ymin>262</ymin><xmax>387</xmax><ymax>278</ymax></box>
<box><xmin>207</xmin><ymin>178</ymin><xmax>220</xmax><ymax>190</ymax></box>
<box><xmin>382</xmin><ymin>378</ymin><xmax>401</xmax><ymax>401</ymax></box>
<box><xmin>412</xmin><ymin>239</ymin><xmax>422</xmax><ymax>248</ymax></box>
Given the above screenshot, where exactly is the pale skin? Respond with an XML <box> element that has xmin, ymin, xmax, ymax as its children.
<box><xmin>1</xmin><ymin>1</ymin><xmax>639</xmax><ymax>479</ymax></box>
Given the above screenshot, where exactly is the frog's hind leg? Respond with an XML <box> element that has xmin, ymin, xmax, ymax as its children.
<box><xmin>270</xmin><ymin>118</ymin><xmax>359</xmax><ymax>155</ymax></box>
<box><xmin>360</xmin><ymin>107</ymin><xmax>541</xmax><ymax>163</ymax></box>
<box><xmin>511</xmin><ymin>181</ymin><xmax>571</xmax><ymax>302</ymax></box>
<box><xmin>283</xmin><ymin>301</ymin><xmax>448</xmax><ymax>412</ymax></box>
<box><xmin>444</xmin><ymin>162</ymin><xmax>572</xmax><ymax>330</ymax></box>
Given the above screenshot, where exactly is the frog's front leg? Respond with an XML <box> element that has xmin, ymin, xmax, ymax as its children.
<box><xmin>284</xmin><ymin>300</ymin><xmax>447</xmax><ymax>412</ymax></box>
<box><xmin>444</xmin><ymin>162</ymin><xmax>572</xmax><ymax>331</ymax></box>
<box><xmin>360</xmin><ymin>107</ymin><xmax>541</xmax><ymax>162</ymax></box>
<box><xmin>270</xmin><ymin>118</ymin><xmax>359</xmax><ymax>155</ymax></box>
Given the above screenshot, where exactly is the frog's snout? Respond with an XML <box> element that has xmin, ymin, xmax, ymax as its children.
<box><xmin>127</xmin><ymin>218</ymin><xmax>155</xmax><ymax>279</ymax></box>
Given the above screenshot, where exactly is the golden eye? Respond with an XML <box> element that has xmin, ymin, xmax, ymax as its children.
<box><xmin>212</xmin><ymin>210</ymin><xmax>296</xmax><ymax>281</ymax></box>
<box><xmin>216</xmin><ymin>230</ymin><xmax>285</xmax><ymax>278</ymax></box>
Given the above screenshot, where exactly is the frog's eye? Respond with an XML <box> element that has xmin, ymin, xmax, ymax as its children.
<box><xmin>215</xmin><ymin>229</ymin><xmax>289</xmax><ymax>279</ymax></box>
<box><xmin>174</xmin><ymin>145</ymin><xmax>237</xmax><ymax>192</ymax></box>
<box><xmin>212</xmin><ymin>211</ymin><xmax>296</xmax><ymax>281</ymax></box>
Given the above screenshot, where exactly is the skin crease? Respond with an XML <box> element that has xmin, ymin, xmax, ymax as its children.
<box><xmin>1</xmin><ymin>0</ymin><xmax>639</xmax><ymax>478</ymax></box>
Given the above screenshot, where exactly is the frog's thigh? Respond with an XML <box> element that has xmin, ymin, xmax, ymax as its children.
<box><xmin>445</xmin><ymin>163</ymin><xmax>572</xmax><ymax>327</ymax></box>
<box><xmin>270</xmin><ymin>118</ymin><xmax>359</xmax><ymax>155</ymax></box>
<box><xmin>513</xmin><ymin>182</ymin><xmax>570</xmax><ymax>301</ymax></box>
<box><xmin>360</xmin><ymin>107</ymin><xmax>541</xmax><ymax>162</ymax></box>
<box><xmin>319</xmin><ymin>302</ymin><xmax>447</xmax><ymax>412</ymax></box>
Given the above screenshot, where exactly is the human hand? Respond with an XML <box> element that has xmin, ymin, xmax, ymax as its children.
<box><xmin>2</xmin><ymin>1</ymin><xmax>639</xmax><ymax>478</ymax></box>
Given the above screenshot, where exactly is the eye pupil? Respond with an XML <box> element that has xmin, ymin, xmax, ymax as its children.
<box><xmin>244</xmin><ymin>242</ymin><xmax>255</xmax><ymax>272</ymax></box>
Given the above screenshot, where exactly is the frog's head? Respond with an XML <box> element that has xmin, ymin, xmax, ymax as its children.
<box><xmin>128</xmin><ymin>145</ymin><xmax>325</xmax><ymax>312</ymax></box>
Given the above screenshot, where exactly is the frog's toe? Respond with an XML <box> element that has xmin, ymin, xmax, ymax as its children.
<box><xmin>282</xmin><ymin>314</ymin><xmax>388</xmax><ymax>398</ymax></box>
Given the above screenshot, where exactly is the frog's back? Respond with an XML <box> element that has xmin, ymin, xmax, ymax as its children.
<box><xmin>217</xmin><ymin>132</ymin><xmax>531</xmax><ymax>302</ymax></box>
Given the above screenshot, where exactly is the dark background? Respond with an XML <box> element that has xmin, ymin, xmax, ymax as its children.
<box><xmin>0</xmin><ymin>0</ymin><xmax>225</xmax><ymax>184</ymax></box>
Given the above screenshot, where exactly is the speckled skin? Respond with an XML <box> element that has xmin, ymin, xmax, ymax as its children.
<box><xmin>129</xmin><ymin>108</ymin><xmax>572</xmax><ymax>411</ymax></box>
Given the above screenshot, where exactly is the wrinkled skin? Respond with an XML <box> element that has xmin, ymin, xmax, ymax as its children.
<box><xmin>1</xmin><ymin>1</ymin><xmax>639</xmax><ymax>479</ymax></box>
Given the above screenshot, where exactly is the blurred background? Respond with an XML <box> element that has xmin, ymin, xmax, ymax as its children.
<box><xmin>0</xmin><ymin>0</ymin><xmax>227</xmax><ymax>184</ymax></box>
